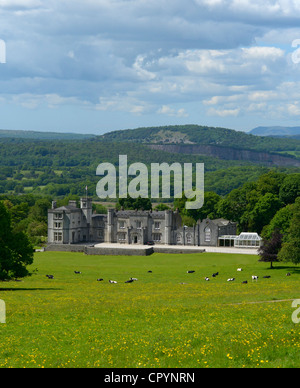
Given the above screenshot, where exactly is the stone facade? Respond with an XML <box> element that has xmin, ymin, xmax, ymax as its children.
<box><xmin>48</xmin><ymin>198</ymin><xmax>237</xmax><ymax>247</ymax></box>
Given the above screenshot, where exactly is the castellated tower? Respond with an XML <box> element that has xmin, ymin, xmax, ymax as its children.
<box><xmin>164</xmin><ymin>210</ymin><xmax>172</xmax><ymax>245</ymax></box>
<box><xmin>80</xmin><ymin>197</ymin><xmax>92</xmax><ymax>225</ymax></box>
<box><xmin>107</xmin><ymin>208</ymin><xmax>114</xmax><ymax>243</ymax></box>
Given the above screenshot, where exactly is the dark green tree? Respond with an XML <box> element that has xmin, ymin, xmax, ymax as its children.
<box><xmin>261</xmin><ymin>204</ymin><xmax>294</xmax><ymax>240</ymax></box>
<box><xmin>0</xmin><ymin>202</ymin><xmax>34</xmax><ymax>280</ymax></box>
<box><xmin>116</xmin><ymin>196</ymin><xmax>152</xmax><ymax>211</ymax></box>
<box><xmin>279</xmin><ymin>173</ymin><xmax>300</xmax><ymax>205</ymax></box>
<box><xmin>259</xmin><ymin>229</ymin><xmax>283</xmax><ymax>269</ymax></box>
<box><xmin>256</xmin><ymin>171</ymin><xmax>285</xmax><ymax>196</ymax></box>
<box><xmin>248</xmin><ymin>193</ymin><xmax>282</xmax><ymax>234</ymax></box>
<box><xmin>278</xmin><ymin>198</ymin><xmax>300</xmax><ymax>265</ymax></box>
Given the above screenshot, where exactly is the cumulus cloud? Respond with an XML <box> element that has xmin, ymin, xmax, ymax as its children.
<box><xmin>1</xmin><ymin>0</ymin><xmax>300</xmax><ymax>132</ymax></box>
<box><xmin>157</xmin><ymin>105</ymin><xmax>188</xmax><ymax>117</ymax></box>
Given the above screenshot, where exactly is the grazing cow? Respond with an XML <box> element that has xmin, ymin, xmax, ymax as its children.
<box><xmin>125</xmin><ymin>279</ymin><xmax>134</xmax><ymax>283</ymax></box>
<box><xmin>252</xmin><ymin>276</ymin><xmax>259</xmax><ymax>282</ymax></box>
<box><xmin>227</xmin><ymin>278</ymin><xmax>235</xmax><ymax>282</ymax></box>
<box><xmin>46</xmin><ymin>275</ymin><xmax>54</xmax><ymax>279</ymax></box>
<box><xmin>212</xmin><ymin>272</ymin><xmax>219</xmax><ymax>277</ymax></box>
<box><xmin>187</xmin><ymin>271</ymin><xmax>195</xmax><ymax>274</ymax></box>
<box><xmin>237</xmin><ymin>268</ymin><xmax>243</xmax><ymax>272</ymax></box>
<box><xmin>74</xmin><ymin>271</ymin><xmax>81</xmax><ymax>274</ymax></box>
<box><xmin>148</xmin><ymin>271</ymin><xmax>153</xmax><ymax>273</ymax></box>
<box><xmin>97</xmin><ymin>278</ymin><xmax>104</xmax><ymax>282</ymax></box>
<box><xmin>109</xmin><ymin>280</ymin><xmax>117</xmax><ymax>284</ymax></box>
<box><xmin>286</xmin><ymin>273</ymin><xmax>291</xmax><ymax>277</ymax></box>
<box><xmin>242</xmin><ymin>281</ymin><xmax>248</xmax><ymax>284</ymax></box>
<box><xmin>263</xmin><ymin>276</ymin><xmax>271</xmax><ymax>279</ymax></box>
<box><xmin>205</xmin><ymin>277</ymin><xmax>210</xmax><ymax>281</ymax></box>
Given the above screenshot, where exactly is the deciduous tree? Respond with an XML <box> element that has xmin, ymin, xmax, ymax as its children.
<box><xmin>0</xmin><ymin>202</ymin><xmax>34</xmax><ymax>280</ymax></box>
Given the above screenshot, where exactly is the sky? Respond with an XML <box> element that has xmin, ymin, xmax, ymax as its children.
<box><xmin>1</xmin><ymin>0</ymin><xmax>300</xmax><ymax>135</ymax></box>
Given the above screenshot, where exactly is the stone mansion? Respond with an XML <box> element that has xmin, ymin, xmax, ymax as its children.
<box><xmin>48</xmin><ymin>198</ymin><xmax>239</xmax><ymax>248</ymax></box>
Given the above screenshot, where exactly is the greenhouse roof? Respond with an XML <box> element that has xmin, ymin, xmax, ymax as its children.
<box><xmin>235</xmin><ymin>233</ymin><xmax>262</xmax><ymax>241</ymax></box>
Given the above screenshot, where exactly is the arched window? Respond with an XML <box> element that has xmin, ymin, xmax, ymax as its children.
<box><xmin>205</xmin><ymin>227</ymin><xmax>211</xmax><ymax>242</ymax></box>
<box><xmin>186</xmin><ymin>233</ymin><xmax>192</xmax><ymax>245</ymax></box>
<box><xmin>176</xmin><ymin>234</ymin><xmax>182</xmax><ymax>244</ymax></box>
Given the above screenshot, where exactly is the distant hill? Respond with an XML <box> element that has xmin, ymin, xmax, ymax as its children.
<box><xmin>250</xmin><ymin>126</ymin><xmax>300</xmax><ymax>139</ymax></box>
<box><xmin>101</xmin><ymin>124</ymin><xmax>299</xmax><ymax>150</ymax></box>
<box><xmin>99</xmin><ymin>124</ymin><xmax>300</xmax><ymax>167</ymax></box>
<box><xmin>0</xmin><ymin>124</ymin><xmax>299</xmax><ymax>198</ymax></box>
<box><xmin>0</xmin><ymin>129</ymin><xmax>96</xmax><ymax>140</ymax></box>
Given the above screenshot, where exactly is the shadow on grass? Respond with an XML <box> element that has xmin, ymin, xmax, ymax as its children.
<box><xmin>266</xmin><ymin>265</ymin><xmax>300</xmax><ymax>274</ymax></box>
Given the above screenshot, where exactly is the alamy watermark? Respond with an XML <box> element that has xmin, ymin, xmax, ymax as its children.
<box><xmin>0</xmin><ymin>300</ymin><xmax>6</xmax><ymax>324</ymax></box>
<box><xmin>292</xmin><ymin>299</ymin><xmax>300</xmax><ymax>324</ymax></box>
<box><xmin>292</xmin><ymin>39</ymin><xmax>300</xmax><ymax>64</ymax></box>
<box><xmin>0</xmin><ymin>39</ymin><xmax>6</xmax><ymax>64</ymax></box>
<box><xmin>96</xmin><ymin>155</ymin><xmax>204</xmax><ymax>210</ymax></box>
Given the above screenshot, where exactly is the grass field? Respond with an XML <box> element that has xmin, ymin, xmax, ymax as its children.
<box><xmin>0</xmin><ymin>251</ymin><xmax>299</xmax><ymax>368</ymax></box>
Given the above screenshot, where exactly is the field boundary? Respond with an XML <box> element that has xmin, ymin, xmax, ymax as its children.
<box><xmin>46</xmin><ymin>243</ymin><xmax>258</xmax><ymax>256</ymax></box>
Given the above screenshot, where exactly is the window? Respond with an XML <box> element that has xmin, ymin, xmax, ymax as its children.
<box><xmin>54</xmin><ymin>232</ymin><xmax>63</xmax><ymax>242</ymax></box>
<box><xmin>205</xmin><ymin>227</ymin><xmax>211</xmax><ymax>242</ymax></box>
<box><xmin>54</xmin><ymin>213</ymin><xmax>63</xmax><ymax>220</ymax></box>
<box><xmin>153</xmin><ymin>233</ymin><xmax>161</xmax><ymax>242</ymax></box>
<box><xmin>154</xmin><ymin>222</ymin><xmax>161</xmax><ymax>230</ymax></box>
<box><xmin>119</xmin><ymin>221</ymin><xmax>125</xmax><ymax>229</ymax></box>
<box><xmin>176</xmin><ymin>234</ymin><xmax>182</xmax><ymax>244</ymax></box>
<box><xmin>119</xmin><ymin>233</ymin><xmax>126</xmax><ymax>242</ymax></box>
<box><xmin>186</xmin><ymin>233</ymin><xmax>192</xmax><ymax>244</ymax></box>
<box><xmin>54</xmin><ymin>222</ymin><xmax>62</xmax><ymax>229</ymax></box>
<box><xmin>136</xmin><ymin>221</ymin><xmax>142</xmax><ymax>229</ymax></box>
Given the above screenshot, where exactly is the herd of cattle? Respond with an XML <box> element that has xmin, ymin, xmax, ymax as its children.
<box><xmin>45</xmin><ymin>269</ymin><xmax>292</xmax><ymax>284</ymax></box>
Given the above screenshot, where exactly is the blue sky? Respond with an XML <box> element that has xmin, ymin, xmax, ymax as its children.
<box><xmin>1</xmin><ymin>0</ymin><xmax>300</xmax><ymax>135</ymax></box>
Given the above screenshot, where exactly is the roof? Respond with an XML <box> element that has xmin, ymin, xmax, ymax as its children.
<box><xmin>116</xmin><ymin>210</ymin><xmax>166</xmax><ymax>219</ymax></box>
<box><xmin>209</xmin><ymin>218</ymin><xmax>236</xmax><ymax>226</ymax></box>
<box><xmin>235</xmin><ymin>233</ymin><xmax>262</xmax><ymax>241</ymax></box>
<box><xmin>49</xmin><ymin>205</ymin><xmax>81</xmax><ymax>213</ymax></box>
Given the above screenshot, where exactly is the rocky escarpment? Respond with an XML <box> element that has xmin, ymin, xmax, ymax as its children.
<box><xmin>148</xmin><ymin>144</ymin><xmax>300</xmax><ymax>168</ymax></box>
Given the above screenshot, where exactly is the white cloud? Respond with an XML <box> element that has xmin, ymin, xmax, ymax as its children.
<box><xmin>157</xmin><ymin>105</ymin><xmax>188</xmax><ymax>117</ymax></box>
<box><xmin>1</xmin><ymin>0</ymin><xmax>300</xmax><ymax>132</ymax></box>
<box><xmin>0</xmin><ymin>0</ymin><xmax>42</xmax><ymax>8</ymax></box>
<box><xmin>208</xmin><ymin>107</ymin><xmax>240</xmax><ymax>117</ymax></box>
<box><xmin>287</xmin><ymin>103</ymin><xmax>300</xmax><ymax>116</ymax></box>
<box><xmin>7</xmin><ymin>93</ymin><xmax>88</xmax><ymax>110</ymax></box>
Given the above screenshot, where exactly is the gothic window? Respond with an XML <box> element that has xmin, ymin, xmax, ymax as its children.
<box><xmin>205</xmin><ymin>227</ymin><xmax>211</xmax><ymax>242</ymax></box>
<box><xmin>153</xmin><ymin>233</ymin><xmax>161</xmax><ymax>242</ymax></box>
<box><xmin>119</xmin><ymin>233</ymin><xmax>126</xmax><ymax>241</ymax></box>
<box><xmin>54</xmin><ymin>232</ymin><xmax>63</xmax><ymax>242</ymax></box>
<box><xmin>176</xmin><ymin>234</ymin><xmax>182</xmax><ymax>244</ymax></box>
<box><xmin>186</xmin><ymin>233</ymin><xmax>192</xmax><ymax>244</ymax></box>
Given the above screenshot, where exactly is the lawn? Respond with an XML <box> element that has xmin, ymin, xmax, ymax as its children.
<box><xmin>0</xmin><ymin>251</ymin><xmax>299</xmax><ymax>368</ymax></box>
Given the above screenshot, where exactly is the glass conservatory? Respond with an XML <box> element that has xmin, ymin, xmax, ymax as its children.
<box><xmin>218</xmin><ymin>235</ymin><xmax>237</xmax><ymax>247</ymax></box>
<box><xmin>234</xmin><ymin>233</ymin><xmax>263</xmax><ymax>248</ymax></box>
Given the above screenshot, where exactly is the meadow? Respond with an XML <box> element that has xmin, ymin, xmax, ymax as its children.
<box><xmin>0</xmin><ymin>251</ymin><xmax>299</xmax><ymax>368</ymax></box>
